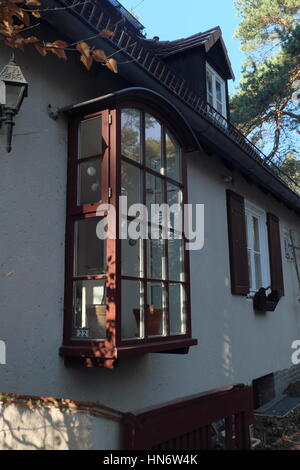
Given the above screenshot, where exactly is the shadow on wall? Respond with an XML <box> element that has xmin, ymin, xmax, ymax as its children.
<box><xmin>222</xmin><ymin>306</ymin><xmax>234</xmax><ymax>381</ymax></box>
<box><xmin>0</xmin><ymin>399</ymin><xmax>122</xmax><ymax>450</ymax></box>
<box><xmin>222</xmin><ymin>273</ymin><xmax>234</xmax><ymax>381</ymax></box>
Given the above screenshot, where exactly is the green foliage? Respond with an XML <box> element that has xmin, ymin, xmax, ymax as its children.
<box><xmin>231</xmin><ymin>0</ymin><xmax>300</xmax><ymax>176</ymax></box>
<box><xmin>279</xmin><ymin>153</ymin><xmax>300</xmax><ymax>194</ymax></box>
<box><xmin>234</xmin><ymin>0</ymin><xmax>300</xmax><ymax>54</ymax></box>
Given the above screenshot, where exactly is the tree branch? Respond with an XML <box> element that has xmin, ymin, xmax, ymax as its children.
<box><xmin>281</xmin><ymin>111</ymin><xmax>300</xmax><ymax>122</ymax></box>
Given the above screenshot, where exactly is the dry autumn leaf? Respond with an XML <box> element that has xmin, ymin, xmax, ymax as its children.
<box><xmin>35</xmin><ymin>43</ymin><xmax>47</xmax><ymax>56</ymax></box>
<box><xmin>92</xmin><ymin>49</ymin><xmax>107</xmax><ymax>63</ymax></box>
<box><xmin>24</xmin><ymin>36</ymin><xmax>39</xmax><ymax>44</ymax></box>
<box><xmin>80</xmin><ymin>53</ymin><xmax>93</xmax><ymax>70</ymax></box>
<box><xmin>31</xmin><ymin>10</ymin><xmax>42</xmax><ymax>18</ymax></box>
<box><xmin>25</xmin><ymin>0</ymin><xmax>42</xmax><ymax>5</ymax></box>
<box><xmin>105</xmin><ymin>57</ymin><xmax>118</xmax><ymax>73</ymax></box>
<box><xmin>76</xmin><ymin>41</ymin><xmax>90</xmax><ymax>58</ymax></box>
<box><xmin>45</xmin><ymin>40</ymin><xmax>68</xmax><ymax>60</ymax></box>
<box><xmin>99</xmin><ymin>29</ymin><xmax>115</xmax><ymax>39</ymax></box>
<box><xmin>12</xmin><ymin>6</ymin><xmax>30</xmax><ymax>27</ymax></box>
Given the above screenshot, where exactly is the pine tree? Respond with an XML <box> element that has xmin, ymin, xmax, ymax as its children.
<box><xmin>231</xmin><ymin>0</ymin><xmax>300</xmax><ymax>174</ymax></box>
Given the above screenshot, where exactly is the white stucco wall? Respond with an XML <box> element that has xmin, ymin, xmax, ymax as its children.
<box><xmin>0</xmin><ymin>41</ymin><xmax>300</xmax><ymax>449</ymax></box>
<box><xmin>0</xmin><ymin>399</ymin><xmax>121</xmax><ymax>450</ymax></box>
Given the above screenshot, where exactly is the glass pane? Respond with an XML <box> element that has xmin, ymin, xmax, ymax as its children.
<box><xmin>121</xmin><ymin>230</ymin><xmax>143</xmax><ymax>278</ymax></box>
<box><xmin>167</xmin><ymin>183</ymin><xmax>182</xmax><ymax>206</ymax></box>
<box><xmin>254</xmin><ymin>253</ymin><xmax>262</xmax><ymax>289</ymax></box>
<box><xmin>121</xmin><ymin>109</ymin><xmax>141</xmax><ymax>163</ymax></box>
<box><xmin>6</xmin><ymin>84</ymin><xmax>22</xmax><ymax>109</ymax></box>
<box><xmin>147</xmin><ymin>234</ymin><xmax>165</xmax><ymax>280</ymax></box>
<box><xmin>122</xmin><ymin>280</ymin><xmax>144</xmax><ymax>340</ymax></box>
<box><xmin>168</xmin><ymin>238</ymin><xmax>184</xmax><ymax>281</ymax></box>
<box><xmin>216</xmin><ymin>80</ymin><xmax>222</xmax><ymax>102</ymax></box>
<box><xmin>73</xmin><ymin>279</ymin><xmax>106</xmax><ymax>339</ymax></box>
<box><xmin>169</xmin><ymin>284</ymin><xmax>186</xmax><ymax>335</ymax></box>
<box><xmin>167</xmin><ymin>183</ymin><xmax>183</xmax><ymax>232</ymax></box>
<box><xmin>77</xmin><ymin>157</ymin><xmax>102</xmax><ymax>205</ymax></box>
<box><xmin>247</xmin><ymin>249</ymin><xmax>253</xmax><ymax>290</ymax></box>
<box><xmin>252</xmin><ymin>216</ymin><xmax>260</xmax><ymax>252</ymax></box>
<box><xmin>216</xmin><ymin>101</ymin><xmax>223</xmax><ymax>114</ymax></box>
<box><xmin>147</xmin><ymin>282</ymin><xmax>166</xmax><ymax>337</ymax></box>
<box><xmin>79</xmin><ymin>116</ymin><xmax>102</xmax><ymax>159</ymax></box>
<box><xmin>145</xmin><ymin>114</ymin><xmax>162</xmax><ymax>173</ymax></box>
<box><xmin>206</xmin><ymin>70</ymin><xmax>213</xmax><ymax>93</ymax></box>
<box><xmin>146</xmin><ymin>173</ymin><xmax>164</xmax><ymax>219</ymax></box>
<box><xmin>74</xmin><ymin>217</ymin><xmax>106</xmax><ymax>276</ymax></box>
<box><xmin>208</xmin><ymin>93</ymin><xmax>214</xmax><ymax>106</ymax></box>
<box><xmin>121</xmin><ymin>161</ymin><xmax>142</xmax><ymax>207</ymax></box>
<box><xmin>166</xmin><ymin>132</ymin><xmax>181</xmax><ymax>182</ymax></box>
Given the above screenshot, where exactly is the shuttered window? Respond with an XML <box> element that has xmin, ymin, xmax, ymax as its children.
<box><xmin>226</xmin><ymin>190</ymin><xmax>249</xmax><ymax>295</ymax></box>
<box><xmin>267</xmin><ymin>213</ymin><xmax>285</xmax><ymax>297</ymax></box>
<box><xmin>227</xmin><ymin>190</ymin><xmax>285</xmax><ymax>298</ymax></box>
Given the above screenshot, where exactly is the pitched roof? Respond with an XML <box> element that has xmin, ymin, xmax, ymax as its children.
<box><xmin>47</xmin><ymin>0</ymin><xmax>300</xmax><ymax>210</ymax></box>
<box><xmin>142</xmin><ymin>27</ymin><xmax>235</xmax><ymax>80</ymax></box>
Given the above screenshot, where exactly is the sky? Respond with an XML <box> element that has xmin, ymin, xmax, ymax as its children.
<box><xmin>120</xmin><ymin>0</ymin><xmax>245</xmax><ymax>94</ymax></box>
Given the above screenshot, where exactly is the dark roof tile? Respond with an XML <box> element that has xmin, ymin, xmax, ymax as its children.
<box><xmin>141</xmin><ymin>26</ymin><xmax>235</xmax><ymax>80</ymax></box>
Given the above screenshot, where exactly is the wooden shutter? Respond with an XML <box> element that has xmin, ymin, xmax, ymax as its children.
<box><xmin>267</xmin><ymin>213</ymin><xmax>284</xmax><ymax>297</ymax></box>
<box><xmin>226</xmin><ymin>190</ymin><xmax>250</xmax><ymax>295</ymax></box>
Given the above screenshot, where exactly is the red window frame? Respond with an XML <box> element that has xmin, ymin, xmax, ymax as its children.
<box><xmin>60</xmin><ymin>102</ymin><xmax>197</xmax><ymax>368</ymax></box>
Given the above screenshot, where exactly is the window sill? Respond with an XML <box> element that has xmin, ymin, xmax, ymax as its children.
<box><xmin>59</xmin><ymin>338</ymin><xmax>198</xmax><ymax>363</ymax></box>
<box><xmin>247</xmin><ymin>292</ymin><xmax>256</xmax><ymax>299</ymax></box>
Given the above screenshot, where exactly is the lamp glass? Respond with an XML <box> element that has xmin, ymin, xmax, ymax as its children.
<box><xmin>5</xmin><ymin>83</ymin><xmax>26</xmax><ymax>111</ymax></box>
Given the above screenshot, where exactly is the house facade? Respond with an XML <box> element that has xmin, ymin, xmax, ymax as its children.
<box><xmin>0</xmin><ymin>0</ymin><xmax>299</xmax><ymax>450</ymax></box>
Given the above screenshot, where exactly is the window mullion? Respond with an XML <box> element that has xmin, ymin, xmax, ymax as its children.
<box><xmin>163</xmin><ymin>150</ymin><xmax>171</xmax><ymax>337</ymax></box>
<box><xmin>141</xmin><ymin>111</ymin><xmax>147</xmax><ymax>340</ymax></box>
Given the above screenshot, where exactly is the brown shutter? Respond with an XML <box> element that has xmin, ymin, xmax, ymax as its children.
<box><xmin>226</xmin><ymin>190</ymin><xmax>250</xmax><ymax>295</ymax></box>
<box><xmin>267</xmin><ymin>213</ymin><xmax>284</xmax><ymax>297</ymax></box>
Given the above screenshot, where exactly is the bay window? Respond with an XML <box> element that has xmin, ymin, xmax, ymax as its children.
<box><xmin>60</xmin><ymin>98</ymin><xmax>196</xmax><ymax>367</ymax></box>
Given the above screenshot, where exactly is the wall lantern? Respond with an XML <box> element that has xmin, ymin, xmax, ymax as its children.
<box><xmin>0</xmin><ymin>54</ymin><xmax>28</xmax><ymax>153</ymax></box>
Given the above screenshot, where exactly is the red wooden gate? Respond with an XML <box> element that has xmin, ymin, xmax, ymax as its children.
<box><xmin>123</xmin><ymin>384</ymin><xmax>254</xmax><ymax>450</ymax></box>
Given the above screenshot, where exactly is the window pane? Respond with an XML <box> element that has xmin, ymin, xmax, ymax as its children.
<box><xmin>168</xmin><ymin>238</ymin><xmax>184</xmax><ymax>281</ymax></box>
<box><xmin>145</xmin><ymin>114</ymin><xmax>162</xmax><ymax>173</ymax></box>
<box><xmin>74</xmin><ymin>217</ymin><xmax>106</xmax><ymax>276</ymax></box>
<box><xmin>167</xmin><ymin>183</ymin><xmax>182</xmax><ymax>206</ymax></box>
<box><xmin>254</xmin><ymin>253</ymin><xmax>262</xmax><ymax>288</ymax></box>
<box><xmin>122</xmin><ymin>280</ymin><xmax>144</xmax><ymax>340</ymax></box>
<box><xmin>206</xmin><ymin>70</ymin><xmax>213</xmax><ymax>94</ymax></box>
<box><xmin>73</xmin><ymin>279</ymin><xmax>106</xmax><ymax>339</ymax></box>
<box><xmin>146</xmin><ymin>173</ymin><xmax>164</xmax><ymax>218</ymax></box>
<box><xmin>77</xmin><ymin>157</ymin><xmax>102</xmax><ymax>205</ymax></box>
<box><xmin>121</xmin><ymin>161</ymin><xmax>142</xmax><ymax>207</ymax></box>
<box><xmin>167</xmin><ymin>183</ymin><xmax>183</xmax><ymax>232</ymax></box>
<box><xmin>121</xmin><ymin>109</ymin><xmax>141</xmax><ymax>163</ymax></box>
<box><xmin>216</xmin><ymin>101</ymin><xmax>223</xmax><ymax>114</ymax></box>
<box><xmin>252</xmin><ymin>216</ymin><xmax>260</xmax><ymax>252</ymax></box>
<box><xmin>207</xmin><ymin>93</ymin><xmax>214</xmax><ymax>106</ymax></box>
<box><xmin>122</xmin><ymin>232</ymin><xmax>143</xmax><ymax>278</ymax></box>
<box><xmin>79</xmin><ymin>116</ymin><xmax>102</xmax><ymax>159</ymax></box>
<box><xmin>147</xmin><ymin>234</ymin><xmax>165</xmax><ymax>280</ymax></box>
<box><xmin>169</xmin><ymin>284</ymin><xmax>186</xmax><ymax>335</ymax></box>
<box><xmin>166</xmin><ymin>132</ymin><xmax>181</xmax><ymax>182</ymax></box>
<box><xmin>216</xmin><ymin>80</ymin><xmax>222</xmax><ymax>102</ymax></box>
<box><xmin>247</xmin><ymin>249</ymin><xmax>253</xmax><ymax>290</ymax></box>
<box><xmin>147</xmin><ymin>282</ymin><xmax>166</xmax><ymax>337</ymax></box>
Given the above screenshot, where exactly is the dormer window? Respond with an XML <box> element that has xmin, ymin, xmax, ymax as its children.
<box><xmin>206</xmin><ymin>63</ymin><xmax>227</xmax><ymax>118</ymax></box>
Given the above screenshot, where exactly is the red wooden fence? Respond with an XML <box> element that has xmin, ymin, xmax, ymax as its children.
<box><xmin>123</xmin><ymin>384</ymin><xmax>254</xmax><ymax>450</ymax></box>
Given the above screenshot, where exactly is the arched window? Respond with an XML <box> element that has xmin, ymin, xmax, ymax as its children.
<box><xmin>60</xmin><ymin>93</ymin><xmax>197</xmax><ymax>368</ymax></box>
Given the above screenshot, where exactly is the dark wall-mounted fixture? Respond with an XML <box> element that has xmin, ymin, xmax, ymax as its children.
<box><xmin>253</xmin><ymin>287</ymin><xmax>280</xmax><ymax>312</ymax></box>
<box><xmin>0</xmin><ymin>54</ymin><xmax>28</xmax><ymax>153</ymax></box>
